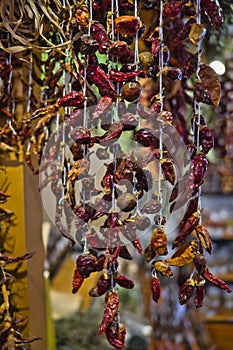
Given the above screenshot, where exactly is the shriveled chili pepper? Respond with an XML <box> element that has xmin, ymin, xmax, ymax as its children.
<box><xmin>68</xmin><ymin>158</ymin><xmax>89</xmax><ymax>182</ymax></box>
<box><xmin>89</xmin><ymin>273</ymin><xmax>111</xmax><ymax>297</ymax></box>
<box><xmin>160</xmin><ymin>158</ymin><xmax>176</xmax><ymax>185</ymax></box>
<box><xmin>186</xmin><ymin>152</ymin><xmax>208</xmax><ymax>196</ymax></box>
<box><xmin>121</xmin><ymin>113</ymin><xmax>137</xmax><ymax>131</ymax></box>
<box><xmin>194</xmin><ymin>285</ymin><xmax>205</xmax><ymax>308</ymax></box>
<box><xmin>144</xmin><ymin>243</ymin><xmax>156</xmax><ymax>263</ymax></box>
<box><xmin>109</xmin><ymin>68</ymin><xmax>142</xmax><ymax>82</ymax></box>
<box><xmin>115</xmin><ymin>272</ymin><xmax>134</xmax><ymax>289</ymax></box>
<box><xmin>167</xmin><ymin>240</ymin><xmax>199</xmax><ymax>266</ymax></box>
<box><xmin>179</xmin><ymin>197</ymin><xmax>198</xmax><ymax>229</ymax></box>
<box><xmin>199</xmin><ymin>125</ymin><xmax>214</xmax><ymax>154</ymax></box>
<box><xmin>72</xmin><ymin>268</ymin><xmax>84</xmax><ymax>294</ymax></box>
<box><xmin>202</xmin><ymin>267</ymin><xmax>231</xmax><ymax>293</ymax></box>
<box><xmin>115</xmin><ymin>16</ymin><xmax>140</xmax><ymax>36</ymax></box>
<box><xmin>151</xmin><ymin>227</ymin><xmax>168</xmax><ymax>256</ymax></box>
<box><xmin>176</xmin><ymin>17</ymin><xmax>196</xmax><ymax>40</ymax></box>
<box><xmin>153</xmin><ymin>260</ymin><xmax>173</xmax><ymax>278</ymax></box>
<box><xmin>87</xmin><ymin>64</ymin><xmax>117</xmax><ymax>98</ymax></box>
<box><xmin>163</xmin><ymin>0</ymin><xmax>185</xmax><ymax>18</ymax></box>
<box><xmin>58</xmin><ymin>91</ymin><xmax>85</xmax><ymax>108</ymax></box>
<box><xmin>173</xmin><ymin>212</ymin><xmax>200</xmax><ymax>248</ymax></box>
<box><xmin>201</xmin><ymin>0</ymin><xmax>224</xmax><ymax>29</ymax></box>
<box><xmin>108</xmin><ymin>41</ymin><xmax>134</xmax><ymax>63</ymax></box>
<box><xmin>135</xmin><ymin>128</ymin><xmax>159</xmax><ymax>148</ymax></box>
<box><xmin>95</xmin><ymin>122</ymin><xmax>124</xmax><ymax>145</ymax></box>
<box><xmin>151</xmin><ymin>276</ymin><xmax>161</xmax><ymax>303</ymax></box>
<box><xmin>101</xmin><ymin>162</ymin><xmax>114</xmax><ymax>195</ymax></box>
<box><xmin>105</xmin><ymin>321</ymin><xmax>126</xmax><ymax>349</ymax></box>
<box><xmin>178</xmin><ymin>278</ymin><xmax>195</xmax><ymax>305</ymax></box>
<box><xmin>97</xmin><ymin>291</ymin><xmax>120</xmax><ymax>335</ymax></box>
<box><xmin>76</xmin><ymin>252</ymin><xmax>97</xmax><ymax>278</ymax></box>
<box><xmin>195</xmin><ymin>225</ymin><xmax>212</xmax><ymax>254</ymax></box>
<box><xmin>92</xmin><ymin>96</ymin><xmax>113</xmax><ymax>122</ymax></box>
<box><xmin>132</xmin><ymin>237</ymin><xmax>143</xmax><ymax>255</ymax></box>
<box><xmin>193</xmin><ymin>253</ymin><xmax>207</xmax><ymax>275</ymax></box>
<box><xmin>0</xmin><ymin>252</ymin><xmax>34</xmax><ymax>263</ymax></box>
<box><xmin>70</xmin><ymin>127</ymin><xmax>91</xmax><ymax>144</ymax></box>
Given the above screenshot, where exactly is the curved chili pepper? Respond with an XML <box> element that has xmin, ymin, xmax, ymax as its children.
<box><xmin>202</xmin><ymin>267</ymin><xmax>231</xmax><ymax>293</ymax></box>
<box><xmin>179</xmin><ymin>198</ymin><xmax>198</xmax><ymax>229</ymax></box>
<box><xmin>151</xmin><ymin>277</ymin><xmax>161</xmax><ymax>303</ymax></box>
<box><xmin>115</xmin><ymin>16</ymin><xmax>140</xmax><ymax>36</ymax></box>
<box><xmin>58</xmin><ymin>91</ymin><xmax>85</xmax><ymax>108</ymax></box>
<box><xmin>178</xmin><ymin>279</ymin><xmax>194</xmax><ymax>305</ymax></box>
<box><xmin>109</xmin><ymin>68</ymin><xmax>142</xmax><ymax>83</ymax></box>
<box><xmin>173</xmin><ymin>212</ymin><xmax>200</xmax><ymax>248</ymax></box>
<box><xmin>95</xmin><ymin>122</ymin><xmax>124</xmax><ymax>144</ymax></box>
<box><xmin>89</xmin><ymin>273</ymin><xmax>111</xmax><ymax>297</ymax></box>
<box><xmin>195</xmin><ymin>225</ymin><xmax>212</xmax><ymax>254</ymax></box>
<box><xmin>176</xmin><ymin>18</ymin><xmax>196</xmax><ymax>40</ymax></box>
<box><xmin>108</xmin><ymin>41</ymin><xmax>134</xmax><ymax>63</ymax></box>
<box><xmin>72</xmin><ymin>268</ymin><xmax>84</xmax><ymax>294</ymax></box>
<box><xmin>201</xmin><ymin>0</ymin><xmax>224</xmax><ymax>29</ymax></box>
<box><xmin>97</xmin><ymin>291</ymin><xmax>119</xmax><ymax>335</ymax></box>
<box><xmin>115</xmin><ymin>272</ymin><xmax>134</xmax><ymax>289</ymax></box>
<box><xmin>87</xmin><ymin>64</ymin><xmax>117</xmax><ymax>98</ymax></box>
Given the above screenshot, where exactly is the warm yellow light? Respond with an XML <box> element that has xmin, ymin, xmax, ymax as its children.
<box><xmin>209</xmin><ymin>60</ymin><xmax>226</xmax><ymax>75</ymax></box>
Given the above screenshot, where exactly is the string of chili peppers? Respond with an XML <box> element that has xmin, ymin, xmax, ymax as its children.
<box><xmin>1</xmin><ymin>0</ymin><xmax>231</xmax><ymax>348</ymax></box>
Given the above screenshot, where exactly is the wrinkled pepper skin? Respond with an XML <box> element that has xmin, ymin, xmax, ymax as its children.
<box><xmin>97</xmin><ymin>291</ymin><xmax>119</xmax><ymax>335</ymax></box>
<box><xmin>151</xmin><ymin>277</ymin><xmax>161</xmax><ymax>303</ymax></box>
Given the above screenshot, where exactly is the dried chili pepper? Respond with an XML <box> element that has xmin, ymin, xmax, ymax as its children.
<box><xmin>89</xmin><ymin>273</ymin><xmax>111</xmax><ymax>297</ymax></box>
<box><xmin>108</xmin><ymin>41</ymin><xmax>134</xmax><ymax>63</ymax></box>
<box><xmin>151</xmin><ymin>276</ymin><xmax>161</xmax><ymax>303</ymax></box>
<box><xmin>76</xmin><ymin>252</ymin><xmax>97</xmax><ymax>278</ymax></box>
<box><xmin>72</xmin><ymin>268</ymin><xmax>84</xmax><ymax>294</ymax></box>
<box><xmin>68</xmin><ymin>158</ymin><xmax>89</xmax><ymax>182</ymax></box>
<box><xmin>115</xmin><ymin>16</ymin><xmax>140</xmax><ymax>36</ymax></box>
<box><xmin>92</xmin><ymin>96</ymin><xmax>113</xmax><ymax>122</ymax></box>
<box><xmin>109</xmin><ymin>69</ymin><xmax>142</xmax><ymax>83</ymax></box>
<box><xmin>121</xmin><ymin>113</ymin><xmax>138</xmax><ymax>131</ymax></box>
<box><xmin>153</xmin><ymin>260</ymin><xmax>173</xmax><ymax>278</ymax></box>
<box><xmin>151</xmin><ymin>227</ymin><xmax>168</xmax><ymax>256</ymax></box>
<box><xmin>105</xmin><ymin>321</ymin><xmax>126</xmax><ymax>349</ymax></box>
<box><xmin>70</xmin><ymin>127</ymin><xmax>91</xmax><ymax>144</ymax></box>
<box><xmin>178</xmin><ymin>278</ymin><xmax>195</xmax><ymax>305</ymax></box>
<box><xmin>144</xmin><ymin>243</ymin><xmax>156</xmax><ymax>263</ymax></box>
<box><xmin>135</xmin><ymin>128</ymin><xmax>159</xmax><ymax>148</ymax></box>
<box><xmin>115</xmin><ymin>272</ymin><xmax>134</xmax><ymax>289</ymax></box>
<box><xmin>194</xmin><ymin>285</ymin><xmax>205</xmax><ymax>308</ymax></box>
<box><xmin>179</xmin><ymin>198</ymin><xmax>198</xmax><ymax>229</ymax></box>
<box><xmin>97</xmin><ymin>291</ymin><xmax>119</xmax><ymax>335</ymax></box>
<box><xmin>199</xmin><ymin>125</ymin><xmax>214</xmax><ymax>154</ymax></box>
<box><xmin>87</xmin><ymin>64</ymin><xmax>117</xmax><ymax>98</ymax></box>
<box><xmin>160</xmin><ymin>158</ymin><xmax>176</xmax><ymax>185</ymax></box>
<box><xmin>167</xmin><ymin>240</ymin><xmax>199</xmax><ymax>266</ymax></box>
<box><xmin>58</xmin><ymin>91</ymin><xmax>85</xmax><ymax>108</ymax></box>
<box><xmin>173</xmin><ymin>212</ymin><xmax>200</xmax><ymax>248</ymax></box>
<box><xmin>195</xmin><ymin>225</ymin><xmax>212</xmax><ymax>254</ymax></box>
<box><xmin>201</xmin><ymin>0</ymin><xmax>224</xmax><ymax>29</ymax></box>
<box><xmin>96</xmin><ymin>122</ymin><xmax>124</xmax><ymax>144</ymax></box>
<box><xmin>202</xmin><ymin>267</ymin><xmax>231</xmax><ymax>293</ymax></box>
<box><xmin>176</xmin><ymin>18</ymin><xmax>196</xmax><ymax>40</ymax></box>
<box><xmin>163</xmin><ymin>0</ymin><xmax>185</xmax><ymax>18</ymax></box>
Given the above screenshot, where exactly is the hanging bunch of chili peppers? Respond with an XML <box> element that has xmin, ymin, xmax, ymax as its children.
<box><xmin>0</xmin><ymin>0</ymin><xmax>232</xmax><ymax>348</ymax></box>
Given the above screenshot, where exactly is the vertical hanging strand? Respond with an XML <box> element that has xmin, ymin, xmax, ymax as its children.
<box><xmin>158</xmin><ymin>0</ymin><xmax>164</xmax><ymax>226</ymax></box>
<box><xmin>194</xmin><ymin>0</ymin><xmax>202</xmax><ymax>224</ymax></box>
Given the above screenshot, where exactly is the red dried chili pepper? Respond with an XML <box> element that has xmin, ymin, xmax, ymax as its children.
<box><xmin>115</xmin><ymin>272</ymin><xmax>134</xmax><ymax>289</ymax></box>
<box><xmin>76</xmin><ymin>253</ymin><xmax>97</xmax><ymax>278</ymax></box>
<box><xmin>96</xmin><ymin>122</ymin><xmax>124</xmax><ymax>144</ymax></box>
<box><xmin>92</xmin><ymin>96</ymin><xmax>113</xmax><ymax>122</ymax></box>
<box><xmin>70</xmin><ymin>127</ymin><xmax>91</xmax><ymax>144</ymax></box>
<box><xmin>199</xmin><ymin>125</ymin><xmax>214</xmax><ymax>154</ymax></box>
<box><xmin>135</xmin><ymin>128</ymin><xmax>159</xmax><ymax>148</ymax></box>
<box><xmin>58</xmin><ymin>91</ymin><xmax>85</xmax><ymax>108</ymax></box>
<box><xmin>160</xmin><ymin>158</ymin><xmax>176</xmax><ymax>185</ymax></box>
<box><xmin>105</xmin><ymin>321</ymin><xmax>126</xmax><ymax>349</ymax></box>
<box><xmin>176</xmin><ymin>18</ymin><xmax>196</xmax><ymax>40</ymax></box>
<box><xmin>97</xmin><ymin>291</ymin><xmax>119</xmax><ymax>335</ymax></box>
<box><xmin>194</xmin><ymin>285</ymin><xmax>205</xmax><ymax>308</ymax></box>
<box><xmin>87</xmin><ymin>64</ymin><xmax>117</xmax><ymax>98</ymax></box>
<box><xmin>202</xmin><ymin>267</ymin><xmax>231</xmax><ymax>293</ymax></box>
<box><xmin>180</xmin><ymin>198</ymin><xmax>198</xmax><ymax>230</ymax></box>
<box><xmin>72</xmin><ymin>268</ymin><xmax>84</xmax><ymax>294</ymax></box>
<box><xmin>108</xmin><ymin>41</ymin><xmax>134</xmax><ymax>63</ymax></box>
<box><xmin>132</xmin><ymin>237</ymin><xmax>143</xmax><ymax>255</ymax></box>
<box><xmin>173</xmin><ymin>212</ymin><xmax>200</xmax><ymax>248</ymax></box>
<box><xmin>89</xmin><ymin>273</ymin><xmax>111</xmax><ymax>297</ymax></box>
<box><xmin>113</xmin><ymin>158</ymin><xmax>134</xmax><ymax>184</ymax></box>
<box><xmin>115</xmin><ymin>16</ymin><xmax>140</xmax><ymax>36</ymax></box>
<box><xmin>195</xmin><ymin>225</ymin><xmax>212</xmax><ymax>254</ymax></box>
<box><xmin>179</xmin><ymin>279</ymin><xmax>194</xmax><ymax>305</ymax></box>
<box><xmin>109</xmin><ymin>68</ymin><xmax>142</xmax><ymax>82</ymax></box>
<box><xmin>119</xmin><ymin>245</ymin><xmax>133</xmax><ymax>260</ymax></box>
<box><xmin>163</xmin><ymin>0</ymin><xmax>185</xmax><ymax>18</ymax></box>
<box><xmin>151</xmin><ymin>277</ymin><xmax>161</xmax><ymax>303</ymax></box>
<box><xmin>186</xmin><ymin>152</ymin><xmax>208</xmax><ymax>196</ymax></box>
<box><xmin>91</xmin><ymin>21</ymin><xmax>108</xmax><ymax>46</ymax></box>
<box><xmin>101</xmin><ymin>163</ymin><xmax>114</xmax><ymax>195</ymax></box>
<box><xmin>201</xmin><ymin>0</ymin><xmax>224</xmax><ymax>29</ymax></box>
<box><xmin>193</xmin><ymin>254</ymin><xmax>207</xmax><ymax>274</ymax></box>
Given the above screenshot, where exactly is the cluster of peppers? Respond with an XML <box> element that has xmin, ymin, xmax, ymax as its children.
<box><xmin>0</xmin><ymin>0</ymin><xmax>232</xmax><ymax>349</ymax></box>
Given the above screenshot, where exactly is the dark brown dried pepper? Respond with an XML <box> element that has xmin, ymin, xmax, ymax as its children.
<box><xmin>97</xmin><ymin>291</ymin><xmax>120</xmax><ymax>335</ymax></box>
<box><xmin>151</xmin><ymin>276</ymin><xmax>161</xmax><ymax>303</ymax></box>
